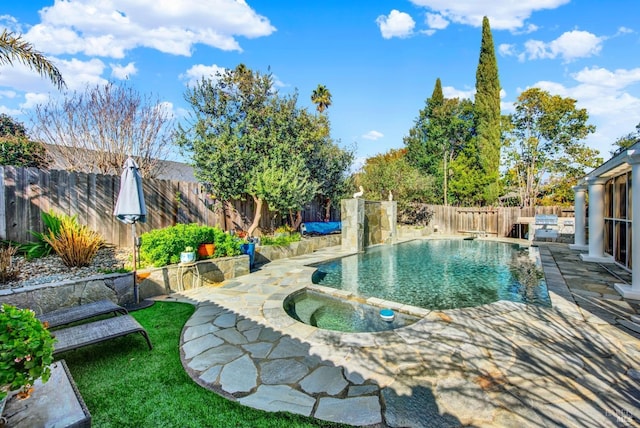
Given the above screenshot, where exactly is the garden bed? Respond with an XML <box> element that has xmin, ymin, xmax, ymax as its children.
<box><xmin>0</xmin><ymin>235</ymin><xmax>341</xmax><ymax>314</ymax></box>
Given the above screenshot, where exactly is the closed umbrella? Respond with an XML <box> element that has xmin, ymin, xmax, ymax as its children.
<box><xmin>114</xmin><ymin>157</ymin><xmax>147</xmax><ymax>306</ymax></box>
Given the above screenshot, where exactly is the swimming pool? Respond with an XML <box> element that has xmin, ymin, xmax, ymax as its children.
<box><xmin>311</xmin><ymin>239</ymin><xmax>550</xmax><ymax>310</ymax></box>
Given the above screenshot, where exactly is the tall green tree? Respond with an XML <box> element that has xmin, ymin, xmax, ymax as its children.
<box><xmin>503</xmin><ymin>88</ymin><xmax>599</xmax><ymax>208</ymax></box>
<box><xmin>177</xmin><ymin>65</ymin><xmax>350</xmax><ymax>235</ymax></box>
<box><xmin>474</xmin><ymin>16</ymin><xmax>501</xmax><ymax>205</ymax></box>
<box><xmin>405</xmin><ymin>78</ymin><xmax>475</xmax><ymax>205</ymax></box>
<box><xmin>0</xmin><ymin>30</ymin><xmax>65</xmax><ymax>90</ymax></box>
<box><xmin>311</xmin><ymin>84</ymin><xmax>332</xmax><ymax>113</ymax></box>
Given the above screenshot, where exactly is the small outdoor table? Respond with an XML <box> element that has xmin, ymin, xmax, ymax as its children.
<box><xmin>177</xmin><ymin>261</ymin><xmax>200</xmax><ymax>291</ymax></box>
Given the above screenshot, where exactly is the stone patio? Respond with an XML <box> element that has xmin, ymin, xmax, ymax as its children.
<box><xmin>159</xmin><ymin>238</ymin><xmax>640</xmax><ymax>427</ymax></box>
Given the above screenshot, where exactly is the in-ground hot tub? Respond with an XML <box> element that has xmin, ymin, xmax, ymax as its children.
<box><xmin>283</xmin><ymin>289</ymin><xmax>420</xmax><ymax>333</ymax></box>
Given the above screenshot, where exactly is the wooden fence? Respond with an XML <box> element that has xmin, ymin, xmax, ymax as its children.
<box><xmin>0</xmin><ymin>166</ymin><xmax>573</xmax><ymax>247</ymax></box>
<box><xmin>426</xmin><ymin>205</ymin><xmax>574</xmax><ymax>238</ymax></box>
<box><xmin>0</xmin><ymin>167</ymin><xmax>336</xmax><ymax>247</ymax></box>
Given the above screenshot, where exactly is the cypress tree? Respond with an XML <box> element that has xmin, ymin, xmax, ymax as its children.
<box><xmin>431</xmin><ymin>77</ymin><xmax>444</xmax><ymax>107</ymax></box>
<box><xmin>474</xmin><ymin>16</ymin><xmax>501</xmax><ymax>205</ymax></box>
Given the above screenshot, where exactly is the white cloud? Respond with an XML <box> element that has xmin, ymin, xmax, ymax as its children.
<box><xmin>0</xmin><ymin>105</ymin><xmax>22</xmax><ymax>116</ymax></box>
<box><xmin>20</xmin><ymin>92</ymin><xmax>50</xmax><ymax>109</ymax></box>
<box><xmin>110</xmin><ymin>62</ymin><xmax>137</xmax><ymax>80</ymax></box>
<box><xmin>0</xmin><ymin>90</ymin><xmax>17</xmax><ymax>99</ymax></box>
<box><xmin>57</xmin><ymin>58</ymin><xmax>108</xmax><ymax>90</ymax></box>
<box><xmin>408</xmin><ymin>0</ymin><xmax>569</xmax><ymax>30</ymax></box>
<box><xmin>23</xmin><ymin>0</ymin><xmax>276</xmax><ymax>58</ymax></box>
<box><xmin>425</xmin><ymin>13</ymin><xmax>448</xmax><ymax>30</ymax></box>
<box><xmin>524</xmin><ymin>30</ymin><xmax>603</xmax><ymax>62</ymax></box>
<box><xmin>376</xmin><ymin>10</ymin><xmax>415</xmax><ymax>39</ymax></box>
<box><xmin>617</xmin><ymin>26</ymin><xmax>634</xmax><ymax>35</ymax></box>
<box><xmin>180</xmin><ymin>64</ymin><xmax>227</xmax><ymax>87</ymax></box>
<box><xmin>442</xmin><ymin>86</ymin><xmax>475</xmax><ymax>99</ymax></box>
<box><xmin>571</xmin><ymin>66</ymin><xmax>640</xmax><ymax>90</ymax></box>
<box><xmin>362</xmin><ymin>130</ymin><xmax>384</xmax><ymax>140</ymax></box>
<box><xmin>499</xmin><ymin>43</ymin><xmax>516</xmax><ymax>56</ymax></box>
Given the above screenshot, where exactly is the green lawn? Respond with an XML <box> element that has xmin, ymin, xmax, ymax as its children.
<box><xmin>62</xmin><ymin>301</ymin><xmax>345</xmax><ymax>428</ymax></box>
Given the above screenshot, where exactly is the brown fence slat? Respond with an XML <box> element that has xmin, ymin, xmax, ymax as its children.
<box><xmin>0</xmin><ymin>166</ymin><xmax>575</xmax><ymax>245</ymax></box>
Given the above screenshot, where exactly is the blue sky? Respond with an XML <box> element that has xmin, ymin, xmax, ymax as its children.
<box><xmin>1</xmin><ymin>0</ymin><xmax>640</xmax><ymax>167</ymax></box>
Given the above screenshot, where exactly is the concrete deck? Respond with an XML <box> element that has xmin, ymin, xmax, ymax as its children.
<box><xmin>159</xmin><ymin>239</ymin><xmax>640</xmax><ymax>427</ymax></box>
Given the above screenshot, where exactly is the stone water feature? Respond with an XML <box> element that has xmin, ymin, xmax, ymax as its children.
<box><xmin>341</xmin><ymin>198</ymin><xmax>397</xmax><ymax>253</ymax></box>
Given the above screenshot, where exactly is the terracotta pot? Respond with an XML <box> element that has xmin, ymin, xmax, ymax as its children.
<box><xmin>198</xmin><ymin>243</ymin><xmax>215</xmax><ymax>258</ymax></box>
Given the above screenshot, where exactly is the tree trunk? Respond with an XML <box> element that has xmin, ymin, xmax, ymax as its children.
<box><xmin>443</xmin><ymin>150</ymin><xmax>448</xmax><ymax>206</ymax></box>
<box><xmin>291</xmin><ymin>210</ymin><xmax>303</xmax><ymax>230</ymax></box>
<box><xmin>247</xmin><ymin>196</ymin><xmax>263</xmax><ymax>237</ymax></box>
<box><xmin>324</xmin><ymin>198</ymin><xmax>331</xmax><ymax>221</ymax></box>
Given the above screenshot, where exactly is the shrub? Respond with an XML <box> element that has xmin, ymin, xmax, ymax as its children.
<box><xmin>20</xmin><ymin>210</ymin><xmax>67</xmax><ymax>259</ymax></box>
<box><xmin>0</xmin><ymin>304</ymin><xmax>56</xmax><ymax>400</ymax></box>
<box><xmin>42</xmin><ymin>216</ymin><xmax>105</xmax><ymax>267</ymax></box>
<box><xmin>261</xmin><ymin>232</ymin><xmax>302</xmax><ymax>247</ymax></box>
<box><xmin>139</xmin><ymin>224</ymin><xmax>240</xmax><ymax>267</ymax></box>
<box><xmin>0</xmin><ymin>244</ymin><xmax>21</xmax><ymax>283</ymax></box>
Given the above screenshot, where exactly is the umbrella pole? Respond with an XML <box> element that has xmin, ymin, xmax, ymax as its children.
<box><xmin>132</xmin><ymin>223</ymin><xmax>138</xmax><ymax>304</ymax></box>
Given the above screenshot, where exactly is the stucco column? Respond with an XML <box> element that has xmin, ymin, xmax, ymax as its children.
<box><xmin>581</xmin><ymin>178</ymin><xmax>613</xmax><ymax>263</ymax></box>
<box><xmin>569</xmin><ymin>184</ymin><xmax>588</xmax><ymax>251</ymax></box>
<box><xmin>616</xmin><ymin>151</ymin><xmax>640</xmax><ymax>299</ymax></box>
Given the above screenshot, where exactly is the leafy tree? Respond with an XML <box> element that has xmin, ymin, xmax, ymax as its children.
<box><xmin>177</xmin><ymin>65</ymin><xmax>345</xmax><ymax>236</ymax></box>
<box><xmin>503</xmin><ymin>88</ymin><xmax>599</xmax><ymax>208</ymax></box>
<box><xmin>474</xmin><ymin>16</ymin><xmax>501</xmax><ymax>204</ymax></box>
<box><xmin>311</xmin><ymin>84</ymin><xmax>332</xmax><ymax>113</ymax></box>
<box><xmin>356</xmin><ymin>149</ymin><xmax>436</xmax><ymax>205</ymax></box>
<box><xmin>0</xmin><ymin>114</ymin><xmax>49</xmax><ymax>168</ymax></box>
<box><xmin>405</xmin><ymin>78</ymin><xmax>475</xmax><ymax>205</ymax></box>
<box><xmin>0</xmin><ymin>114</ymin><xmax>27</xmax><ymax>137</ymax></box>
<box><xmin>31</xmin><ymin>82</ymin><xmax>174</xmax><ymax>178</ymax></box>
<box><xmin>0</xmin><ymin>30</ymin><xmax>65</xmax><ymax>90</ymax></box>
<box><xmin>611</xmin><ymin>122</ymin><xmax>640</xmax><ymax>155</ymax></box>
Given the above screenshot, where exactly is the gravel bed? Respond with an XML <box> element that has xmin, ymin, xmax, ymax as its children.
<box><xmin>1</xmin><ymin>246</ymin><xmax>133</xmax><ymax>290</ymax></box>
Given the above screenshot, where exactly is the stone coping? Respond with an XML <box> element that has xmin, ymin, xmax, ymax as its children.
<box><xmin>169</xmin><ymin>236</ymin><xmax>640</xmax><ymax>427</ymax></box>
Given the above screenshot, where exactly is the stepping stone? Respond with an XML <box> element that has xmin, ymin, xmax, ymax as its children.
<box><xmin>187</xmin><ymin>344</ymin><xmax>244</xmax><ymax>372</ymax></box>
<box><xmin>315</xmin><ymin>396</ymin><xmax>381</xmax><ymax>426</ymax></box>
<box><xmin>183</xmin><ymin>323</ymin><xmax>219</xmax><ymax>341</ymax></box>
<box><xmin>214</xmin><ymin>328</ymin><xmax>248</xmax><ymax>345</ymax></box>
<box><xmin>348</xmin><ymin>385</ymin><xmax>379</xmax><ymax>397</ymax></box>
<box><xmin>213</xmin><ymin>312</ymin><xmax>237</xmax><ymax>328</ymax></box>
<box><xmin>219</xmin><ymin>355</ymin><xmax>257</xmax><ymax>393</ymax></box>
<box><xmin>199</xmin><ymin>365</ymin><xmax>222</xmax><ymax>384</ymax></box>
<box><xmin>182</xmin><ymin>334</ymin><xmax>224</xmax><ymax>359</ymax></box>
<box><xmin>242</xmin><ymin>326</ymin><xmax>262</xmax><ymax>342</ymax></box>
<box><xmin>300</xmin><ymin>366</ymin><xmax>348</xmax><ymax>395</ymax></box>
<box><xmin>242</xmin><ymin>342</ymin><xmax>274</xmax><ymax>359</ymax></box>
<box><xmin>239</xmin><ymin>385</ymin><xmax>315</xmax><ymax>416</ymax></box>
<box><xmin>269</xmin><ymin>336</ymin><xmax>310</xmax><ymax>358</ymax></box>
<box><xmin>260</xmin><ymin>359</ymin><xmax>309</xmax><ymax>384</ymax></box>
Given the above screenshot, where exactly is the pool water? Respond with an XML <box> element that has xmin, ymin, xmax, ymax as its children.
<box><xmin>311</xmin><ymin>239</ymin><xmax>550</xmax><ymax>310</ymax></box>
<box><xmin>284</xmin><ymin>289</ymin><xmax>420</xmax><ymax>333</ymax></box>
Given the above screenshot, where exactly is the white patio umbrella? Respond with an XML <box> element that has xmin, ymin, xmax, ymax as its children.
<box><xmin>114</xmin><ymin>157</ymin><xmax>147</xmax><ymax>305</ymax></box>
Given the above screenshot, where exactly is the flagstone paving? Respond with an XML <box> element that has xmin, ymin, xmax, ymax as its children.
<box><xmin>159</xmin><ymin>239</ymin><xmax>640</xmax><ymax>427</ymax></box>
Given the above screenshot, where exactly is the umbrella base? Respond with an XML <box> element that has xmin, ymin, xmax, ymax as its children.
<box><xmin>124</xmin><ymin>299</ymin><xmax>155</xmax><ymax>312</ymax></box>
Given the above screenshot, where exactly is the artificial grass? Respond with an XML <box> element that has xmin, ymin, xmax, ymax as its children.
<box><xmin>61</xmin><ymin>301</ymin><xmax>346</xmax><ymax>428</ymax></box>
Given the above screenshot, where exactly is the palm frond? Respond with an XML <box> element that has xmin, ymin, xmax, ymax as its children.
<box><xmin>0</xmin><ymin>30</ymin><xmax>66</xmax><ymax>90</ymax></box>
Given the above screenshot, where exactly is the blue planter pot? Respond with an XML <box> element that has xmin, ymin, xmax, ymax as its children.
<box><xmin>240</xmin><ymin>243</ymin><xmax>255</xmax><ymax>268</ymax></box>
<box><xmin>180</xmin><ymin>251</ymin><xmax>196</xmax><ymax>264</ymax></box>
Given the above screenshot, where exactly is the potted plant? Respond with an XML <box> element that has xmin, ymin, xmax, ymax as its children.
<box><xmin>197</xmin><ymin>242</ymin><xmax>215</xmax><ymax>259</ymax></box>
<box><xmin>180</xmin><ymin>246</ymin><xmax>196</xmax><ymax>264</ymax></box>
<box><xmin>1</xmin><ymin>304</ymin><xmax>56</xmax><ymax>406</ymax></box>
